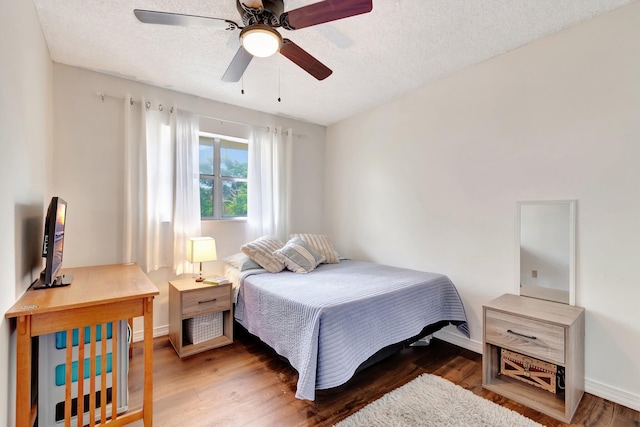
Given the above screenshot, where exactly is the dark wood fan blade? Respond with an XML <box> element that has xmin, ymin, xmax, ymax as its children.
<box><xmin>280</xmin><ymin>39</ymin><xmax>332</xmax><ymax>80</ymax></box>
<box><xmin>134</xmin><ymin>9</ymin><xmax>238</xmax><ymax>30</ymax></box>
<box><xmin>283</xmin><ymin>0</ymin><xmax>372</xmax><ymax>30</ymax></box>
<box><xmin>222</xmin><ymin>47</ymin><xmax>254</xmax><ymax>82</ymax></box>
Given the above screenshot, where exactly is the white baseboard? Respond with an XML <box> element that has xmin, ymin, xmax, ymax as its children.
<box><xmin>433</xmin><ymin>329</ymin><xmax>483</xmax><ymax>354</ymax></box>
<box><xmin>132</xmin><ymin>324</ymin><xmax>168</xmax><ymax>343</ymax></box>
<box><xmin>585</xmin><ymin>378</ymin><xmax>640</xmax><ymax>412</ymax></box>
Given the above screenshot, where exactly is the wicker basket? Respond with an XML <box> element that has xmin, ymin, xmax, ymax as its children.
<box><xmin>185</xmin><ymin>312</ymin><xmax>223</xmax><ymax>345</ymax></box>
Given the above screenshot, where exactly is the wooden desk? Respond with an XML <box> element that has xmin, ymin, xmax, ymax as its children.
<box><xmin>5</xmin><ymin>263</ymin><xmax>159</xmax><ymax>427</ymax></box>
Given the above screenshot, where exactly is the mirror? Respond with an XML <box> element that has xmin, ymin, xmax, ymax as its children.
<box><xmin>517</xmin><ymin>200</ymin><xmax>576</xmax><ymax>305</ymax></box>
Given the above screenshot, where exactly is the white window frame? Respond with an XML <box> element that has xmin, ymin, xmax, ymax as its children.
<box><xmin>199</xmin><ymin>132</ymin><xmax>248</xmax><ymax>220</ymax></box>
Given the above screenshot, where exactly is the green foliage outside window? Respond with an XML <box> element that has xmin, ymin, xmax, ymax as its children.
<box><xmin>198</xmin><ymin>135</ymin><xmax>248</xmax><ymax>219</ymax></box>
<box><xmin>221</xmin><ymin>157</ymin><xmax>247</xmax><ymax>217</ymax></box>
<box><xmin>223</xmin><ymin>180</ymin><xmax>247</xmax><ymax>217</ymax></box>
<box><xmin>200</xmin><ymin>178</ymin><xmax>214</xmax><ymax>217</ymax></box>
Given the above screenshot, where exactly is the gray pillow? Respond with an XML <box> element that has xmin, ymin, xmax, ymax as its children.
<box><xmin>273</xmin><ymin>237</ymin><xmax>325</xmax><ymax>274</ymax></box>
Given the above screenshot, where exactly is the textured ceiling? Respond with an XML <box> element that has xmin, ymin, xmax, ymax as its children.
<box><xmin>32</xmin><ymin>0</ymin><xmax>633</xmax><ymax>126</ymax></box>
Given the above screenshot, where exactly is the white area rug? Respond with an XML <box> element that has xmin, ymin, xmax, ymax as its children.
<box><xmin>334</xmin><ymin>374</ymin><xmax>543</xmax><ymax>427</ymax></box>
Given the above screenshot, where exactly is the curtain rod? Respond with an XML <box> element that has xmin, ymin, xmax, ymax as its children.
<box><xmin>199</xmin><ymin>114</ymin><xmax>306</xmax><ymax>138</ymax></box>
<box><xmin>96</xmin><ymin>91</ymin><xmax>307</xmax><ymax>138</ymax></box>
<box><xmin>198</xmin><ymin>112</ymin><xmax>251</xmax><ymax>129</ymax></box>
<box><xmin>97</xmin><ymin>92</ymin><xmax>174</xmax><ymax>112</ymax></box>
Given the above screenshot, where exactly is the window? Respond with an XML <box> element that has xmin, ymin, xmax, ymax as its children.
<box><xmin>199</xmin><ymin>133</ymin><xmax>248</xmax><ymax>219</ymax></box>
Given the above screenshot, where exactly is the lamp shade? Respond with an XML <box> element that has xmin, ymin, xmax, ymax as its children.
<box><xmin>240</xmin><ymin>24</ymin><xmax>282</xmax><ymax>58</ymax></box>
<box><xmin>187</xmin><ymin>237</ymin><xmax>217</xmax><ymax>263</ymax></box>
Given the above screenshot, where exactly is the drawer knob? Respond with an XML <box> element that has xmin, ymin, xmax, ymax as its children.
<box><xmin>507</xmin><ymin>329</ymin><xmax>537</xmax><ymax>340</ymax></box>
<box><xmin>198</xmin><ymin>298</ymin><xmax>217</xmax><ymax>304</ymax></box>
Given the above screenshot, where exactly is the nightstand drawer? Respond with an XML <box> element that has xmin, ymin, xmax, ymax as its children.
<box><xmin>182</xmin><ymin>285</ymin><xmax>231</xmax><ymax>318</ymax></box>
<box><xmin>485</xmin><ymin>309</ymin><xmax>565</xmax><ymax>365</ymax></box>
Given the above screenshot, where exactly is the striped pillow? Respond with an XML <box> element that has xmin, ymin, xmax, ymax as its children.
<box><xmin>241</xmin><ymin>235</ymin><xmax>285</xmax><ymax>273</ymax></box>
<box><xmin>291</xmin><ymin>233</ymin><xmax>339</xmax><ymax>264</ymax></box>
<box><xmin>273</xmin><ymin>237</ymin><xmax>325</xmax><ymax>274</ymax></box>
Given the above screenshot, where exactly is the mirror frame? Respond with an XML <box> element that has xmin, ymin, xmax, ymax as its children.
<box><xmin>516</xmin><ymin>200</ymin><xmax>576</xmax><ymax>305</ymax></box>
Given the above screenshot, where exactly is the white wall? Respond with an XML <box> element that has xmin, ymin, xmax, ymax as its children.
<box><xmin>325</xmin><ymin>1</ymin><xmax>640</xmax><ymax>411</ymax></box>
<box><xmin>0</xmin><ymin>0</ymin><xmax>53</xmax><ymax>423</ymax></box>
<box><xmin>52</xmin><ymin>64</ymin><xmax>326</xmax><ymax>334</ymax></box>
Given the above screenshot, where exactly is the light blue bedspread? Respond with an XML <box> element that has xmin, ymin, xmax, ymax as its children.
<box><xmin>234</xmin><ymin>260</ymin><xmax>469</xmax><ymax>400</ymax></box>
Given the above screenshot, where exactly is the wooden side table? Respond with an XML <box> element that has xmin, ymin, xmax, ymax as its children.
<box><xmin>168</xmin><ymin>279</ymin><xmax>233</xmax><ymax>358</ymax></box>
<box><xmin>5</xmin><ymin>263</ymin><xmax>159</xmax><ymax>427</ymax></box>
<box><xmin>482</xmin><ymin>293</ymin><xmax>585</xmax><ymax>423</ymax></box>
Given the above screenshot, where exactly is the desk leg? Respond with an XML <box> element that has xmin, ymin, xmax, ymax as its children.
<box><xmin>143</xmin><ymin>297</ymin><xmax>154</xmax><ymax>426</ymax></box>
<box><xmin>16</xmin><ymin>315</ymin><xmax>32</xmax><ymax>427</ymax></box>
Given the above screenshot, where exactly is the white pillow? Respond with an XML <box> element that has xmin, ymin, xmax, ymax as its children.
<box><xmin>224</xmin><ymin>252</ymin><xmax>261</xmax><ymax>271</ymax></box>
<box><xmin>273</xmin><ymin>237</ymin><xmax>325</xmax><ymax>274</ymax></box>
<box><xmin>290</xmin><ymin>233</ymin><xmax>339</xmax><ymax>264</ymax></box>
<box><xmin>241</xmin><ymin>235</ymin><xmax>285</xmax><ymax>273</ymax></box>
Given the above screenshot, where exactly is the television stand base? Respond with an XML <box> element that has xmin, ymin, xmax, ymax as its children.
<box><xmin>53</xmin><ymin>273</ymin><xmax>73</xmax><ymax>287</ymax></box>
<box><xmin>31</xmin><ymin>274</ymin><xmax>74</xmax><ymax>290</ymax></box>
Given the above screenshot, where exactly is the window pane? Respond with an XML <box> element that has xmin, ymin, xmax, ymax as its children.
<box><xmin>200</xmin><ymin>178</ymin><xmax>214</xmax><ymax>217</ymax></box>
<box><xmin>222</xmin><ymin>180</ymin><xmax>247</xmax><ymax>217</ymax></box>
<box><xmin>220</xmin><ymin>141</ymin><xmax>248</xmax><ymax>178</ymax></box>
<box><xmin>199</xmin><ymin>137</ymin><xmax>215</xmax><ymax>175</ymax></box>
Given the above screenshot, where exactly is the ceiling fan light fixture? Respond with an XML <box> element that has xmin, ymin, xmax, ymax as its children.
<box><xmin>240</xmin><ymin>24</ymin><xmax>282</xmax><ymax>57</ymax></box>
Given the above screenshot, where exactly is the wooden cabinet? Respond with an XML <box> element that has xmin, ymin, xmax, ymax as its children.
<box><xmin>483</xmin><ymin>294</ymin><xmax>585</xmax><ymax>423</ymax></box>
<box><xmin>169</xmin><ymin>279</ymin><xmax>233</xmax><ymax>358</ymax></box>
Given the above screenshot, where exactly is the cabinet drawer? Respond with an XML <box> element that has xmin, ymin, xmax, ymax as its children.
<box><xmin>485</xmin><ymin>309</ymin><xmax>565</xmax><ymax>365</ymax></box>
<box><xmin>182</xmin><ymin>285</ymin><xmax>231</xmax><ymax>318</ymax></box>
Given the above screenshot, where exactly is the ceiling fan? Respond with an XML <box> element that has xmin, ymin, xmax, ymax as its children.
<box><xmin>134</xmin><ymin>0</ymin><xmax>373</xmax><ymax>82</ymax></box>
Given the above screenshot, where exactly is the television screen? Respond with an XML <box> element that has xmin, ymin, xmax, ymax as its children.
<box><xmin>33</xmin><ymin>197</ymin><xmax>72</xmax><ymax>289</ymax></box>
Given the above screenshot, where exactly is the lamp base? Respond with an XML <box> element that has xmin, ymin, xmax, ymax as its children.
<box><xmin>195</xmin><ymin>262</ymin><xmax>205</xmax><ymax>282</ymax></box>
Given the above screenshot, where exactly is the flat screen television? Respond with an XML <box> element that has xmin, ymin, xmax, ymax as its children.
<box><xmin>33</xmin><ymin>197</ymin><xmax>73</xmax><ymax>289</ymax></box>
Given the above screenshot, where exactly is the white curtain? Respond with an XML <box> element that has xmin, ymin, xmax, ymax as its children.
<box><xmin>173</xmin><ymin>109</ymin><xmax>201</xmax><ymax>275</ymax></box>
<box><xmin>247</xmin><ymin>126</ymin><xmax>293</xmax><ymax>242</ymax></box>
<box><xmin>123</xmin><ymin>95</ymin><xmax>137</xmax><ymax>264</ymax></box>
<box><xmin>124</xmin><ymin>97</ymin><xmax>176</xmax><ymax>273</ymax></box>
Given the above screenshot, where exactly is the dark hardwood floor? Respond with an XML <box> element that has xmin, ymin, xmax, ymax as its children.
<box><xmin>127</xmin><ymin>325</ymin><xmax>639</xmax><ymax>426</ymax></box>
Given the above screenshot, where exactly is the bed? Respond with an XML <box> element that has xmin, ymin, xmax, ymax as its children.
<box><xmin>229</xmin><ymin>259</ymin><xmax>469</xmax><ymax>400</ymax></box>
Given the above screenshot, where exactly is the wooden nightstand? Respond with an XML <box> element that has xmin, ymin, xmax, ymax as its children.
<box><xmin>482</xmin><ymin>294</ymin><xmax>585</xmax><ymax>423</ymax></box>
<box><xmin>168</xmin><ymin>278</ymin><xmax>233</xmax><ymax>358</ymax></box>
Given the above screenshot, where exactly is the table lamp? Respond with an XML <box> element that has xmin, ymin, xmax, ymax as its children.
<box><xmin>187</xmin><ymin>237</ymin><xmax>217</xmax><ymax>282</ymax></box>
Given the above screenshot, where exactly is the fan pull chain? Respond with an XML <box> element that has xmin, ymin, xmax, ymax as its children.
<box><xmin>241</xmin><ymin>75</ymin><xmax>244</xmax><ymax>95</ymax></box>
<box><xmin>277</xmin><ymin>66</ymin><xmax>281</xmax><ymax>102</ymax></box>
